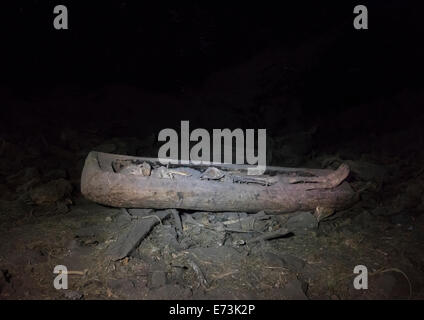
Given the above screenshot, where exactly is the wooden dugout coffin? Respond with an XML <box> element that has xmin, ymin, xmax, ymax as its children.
<box><xmin>81</xmin><ymin>151</ymin><xmax>357</xmax><ymax>214</ymax></box>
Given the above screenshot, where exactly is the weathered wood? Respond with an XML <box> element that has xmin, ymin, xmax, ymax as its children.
<box><xmin>81</xmin><ymin>151</ymin><xmax>358</xmax><ymax>214</ymax></box>
<box><xmin>248</xmin><ymin>228</ymin><xmax>292</xmax><ymax>243</ymax></box>
<box><xmin>107</xmin><ymin>209</ymin><xmax>174</xmax><ymax>261</ymax></box>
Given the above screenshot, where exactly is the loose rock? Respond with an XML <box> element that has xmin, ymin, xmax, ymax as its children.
<box><xmin>285</xmin><ymin>211</ymin><xmax>318</xmax><ymax>234</ymax></box>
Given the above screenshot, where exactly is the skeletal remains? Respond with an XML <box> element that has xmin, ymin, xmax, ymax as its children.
<box><xmin>111</xmin><ymin>158</ymin><xmax>350</xmax><ymax>189</ymax></box>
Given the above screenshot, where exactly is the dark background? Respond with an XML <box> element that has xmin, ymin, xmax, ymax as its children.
<box><xmin>0</xmin><ymin>1</ymin><xmax>423</xmax><ymax>153</ymax></box>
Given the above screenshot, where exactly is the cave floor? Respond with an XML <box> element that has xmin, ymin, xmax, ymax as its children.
<box><xmin>1</xmin><ymin>190</ymin><xmax>423</xmax><ymax>300</ymax></box>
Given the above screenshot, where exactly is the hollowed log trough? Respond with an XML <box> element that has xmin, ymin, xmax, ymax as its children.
<box><xmin>81</xmin><ymin>151</ymin><xmax>357</xmax><ymax>214</ymax></box>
